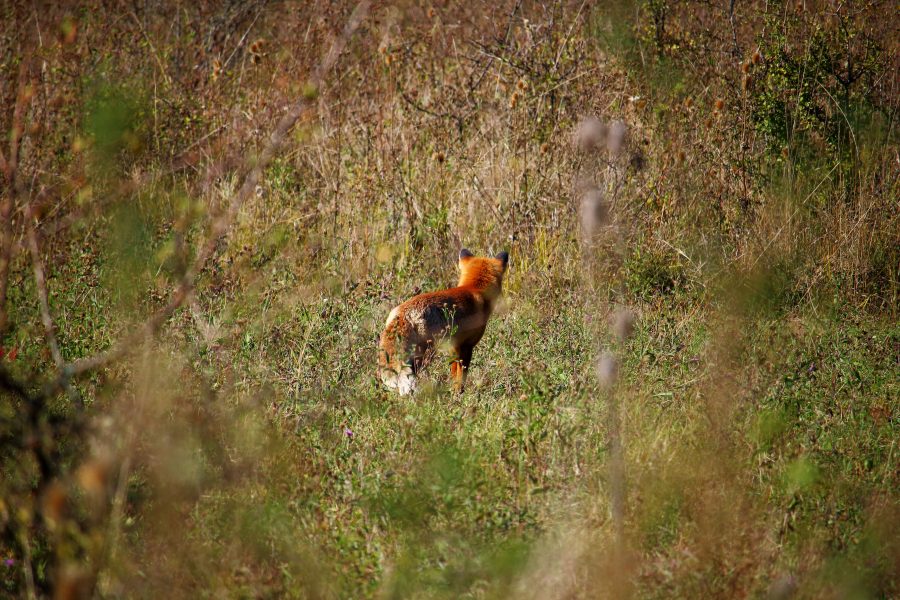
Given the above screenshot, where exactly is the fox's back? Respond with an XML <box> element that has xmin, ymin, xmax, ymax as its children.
<box><xmin>391</xmin><ymin>287</ymin><xmax>486</xmax><ymax>340</ymax></box>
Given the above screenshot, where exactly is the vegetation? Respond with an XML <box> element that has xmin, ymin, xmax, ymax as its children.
<box><xmin>0</xmin><ymin>0</ymin><xmax>896</xmax><ymax>597</ymax></box>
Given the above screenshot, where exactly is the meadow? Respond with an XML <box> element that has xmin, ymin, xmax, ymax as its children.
<box><xmin>0</xmin><ymin>1</ymin><xmax>897</xmax><ymax>598</ymax></box>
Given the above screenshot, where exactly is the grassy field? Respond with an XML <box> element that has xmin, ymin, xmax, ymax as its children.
<box><xmin>1</xmin><ymin>1</ymin><xmax>897</xmax><ymax>598</ymax></box>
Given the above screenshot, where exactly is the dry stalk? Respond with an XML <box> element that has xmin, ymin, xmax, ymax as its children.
<box><xmin>24</xmin><ymin>203</ymin><xmax>64</xmax><ymax>369</ymax></box>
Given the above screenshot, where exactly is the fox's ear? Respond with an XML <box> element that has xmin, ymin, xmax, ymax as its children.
<box><xmin>459</xmin><ymin>248</ymin><xmax>474</xmax><ymax>260</ymax></box>
<box><xmin>496</xmin><ymin>251</ymin><xmax>509</xmax><ymax>271</ymax></box>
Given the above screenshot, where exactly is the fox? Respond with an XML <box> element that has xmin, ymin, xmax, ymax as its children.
<box><xmin>378</xmin><ymin>248</ymin><xmax>509</xmax><ymax>395</ymax></box>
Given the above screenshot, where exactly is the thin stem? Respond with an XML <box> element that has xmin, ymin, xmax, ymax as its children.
<box><xmin>25</xmin><ymin>205</ymin><xmax>64</xmax><ymax>369</ymax></box>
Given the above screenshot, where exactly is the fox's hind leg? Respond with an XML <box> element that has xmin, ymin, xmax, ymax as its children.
<box><xmin>450</xmin><ymin>343</ymin><xmax>474</xmax><ymax>393</ymax></box>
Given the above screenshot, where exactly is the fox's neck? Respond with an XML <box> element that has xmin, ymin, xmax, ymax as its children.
<box><xmin>457</xmin><ymin>275</ymin><xmax>501</xmax><ymax>303</ymax></box>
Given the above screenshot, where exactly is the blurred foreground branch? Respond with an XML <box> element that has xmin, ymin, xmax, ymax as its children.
<box><xmin>24</xmin><ymin>204</ymin><xmax>64</xmax><ymax>370</ymax></box>
<box><xmin>0</xmin><ymin>56</ymin><xmax>34</xmax><ymax>334</ymax></box>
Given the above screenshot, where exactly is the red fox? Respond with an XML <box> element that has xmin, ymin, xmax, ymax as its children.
<box><xmin>378</xmin><ymin>249</ymin><xmax>509</xmax><ymax>395</ymax></box>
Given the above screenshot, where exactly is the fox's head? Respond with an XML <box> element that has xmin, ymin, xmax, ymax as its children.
<box><xmin>457</xmin><ymin>248</ymin><xmax>508</xmax><ymax>299</ymax></box>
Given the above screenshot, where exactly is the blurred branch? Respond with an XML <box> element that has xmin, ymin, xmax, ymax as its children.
<box><xmin>0</xmin><ymin>192</ymin><xmax>14</xmax><ymax>333</ymax></box>
<box><xmin>398</xmin><ymin>87</ymin><xmax>465</xmax><ymax>132</ymax></box>
<box><xmin>0</xmin><ymin>147</ymin><xmax>7</xmax><ymax>182</ymax></box>
<box><xmin>0</xmin><ymin>57</ymin><xmax>34</xmax><ymax>333</ymax></box>
<box><xmin>47</xmin><ymin>0</ymin><xmax>373</xmax><ymax>390</ymax></box>
<box><xmin>0</xmin><ymin>363</ymin><xmax>32</xmax><ymax>401</ymax></box>
<box><xmin>24</xmin><ymin>203</ymin><xmax>64</xmax><ymax>369</ymax></box>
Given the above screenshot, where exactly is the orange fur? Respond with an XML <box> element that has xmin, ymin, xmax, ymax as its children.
<box><xmin>378</xmin><ymin>249</ymin><xmax>508</xmax><ymax>395</ymax></box>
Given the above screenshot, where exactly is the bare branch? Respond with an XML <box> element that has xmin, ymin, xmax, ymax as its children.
<box><xmin>24</xmin><ymin>204</ymin><xmax>64</xmax><ymax>369</ymax></box>
<box><xmin>54</xmin><ymin>0</ymin><xmax>373</xmax><ymax>386</ymax></box>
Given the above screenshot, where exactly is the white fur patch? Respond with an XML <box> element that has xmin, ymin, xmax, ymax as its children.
<box><xmin>385</xmin><ymin>306</ymin><xmax>400</xmax><ymax>327</ymax></box>
<box><xmin>380</xmin><ymin>364</ymin><xmax>417</xmax><ymax>396</ymax></box>
<box><xmin>396</xmin><ymin>368</ymin><xmax>417</xmax><ymax>396</ymax></box>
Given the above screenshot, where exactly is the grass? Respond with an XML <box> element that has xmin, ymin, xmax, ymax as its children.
<box><xmin>0</xmin><ymin>1</ymin><xmax>897</xmax><ymax>598</ymax></box>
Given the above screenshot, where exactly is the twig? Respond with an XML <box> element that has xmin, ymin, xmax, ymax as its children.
<box><xmin>728</xmin><ymin>0</ymin><xmax>741</xmax><ymax>58</ymax></box>
<box><xmin>222</xmin><ymin>7</ymin><xmax>263</xmax><ymax>71</ymax></box>
<box><xmin>24</xmin><ymin>204</ymin><xmax>64</xmax><ymax>369</ymax></box>
<box><xmin>398</xmin><ymin>86</ymin><xmax>465</xmax><ymax>132</ymax></box>
<box><xmin>49</xmin><ymin>0</ymin><xmax>373</xmax><ymax>389</ymax></box>
<box><xmin>551</xmin><ymin>0</ymin><xmax>586</xmax><ymax>72</ymax></box>
<box><xmin>468</xmin><ymin>0</ymin><xmax>523</xmax><ymax>94</ymax></box>
<box><xmin>128</xmin><ymin>10</ymin><xmax>173</xmax><ymax>87</ymax></box>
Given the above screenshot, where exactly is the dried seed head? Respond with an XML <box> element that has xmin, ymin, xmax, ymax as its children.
<box><xmin>540</xmin><ymin>142</ymin><xmax>550</xmax><ymax>154</ymax></box>
<box><xmin>741</xmin><ymin>60</ymin><xmax>751</xmax><ymax>73</ymax></box>
<box><xmin>516</xmin><ymin>79</ymin><xmax>528</xmax><ymax>91</ymax></box>
<box><xmin>607</xmin><ymin>120</ymin><xmax>628</xmax><ymax>155</ymax></box>
<box><xmin>752</xmin><ymin>49</ymin><xmax>762</xmax><ymax>65</ymax></box>
<box><xmin>597</xmin><ymin>353</ymin><xmax>619</xmax><ymax>388</ymax></box>
<box><xmin>612</xmin><ymin>309</ymin><xmax>636</xmax><ymax>341</ymax></box>
<box><xmin>573</xmin><ymin>116</ymin><xmax>606</xmax><ymax>152</ymax></box>
<box><xmin>714</xmin><ymin>99</ymin><xmax>725</xmax><ymax>111</ymax></box>
<box><xmin>684</xmin><ymin>97</ymin><xmax>694</xmax><ymax>109</ymax></box>
<box><xmin>580</xmin><ymin>187</ymin><xmax>609</xmax><ymax>237</ymax></box>
<box><xmin>427</xmin><ymin>7</ymin><xmax>436</xmax><ymax>18</ymax></box>
<box><xmin>249</xmin><ymin>38</ymin><xmax>266</xmax><ymax>56</ymax></box>
<box><xmin>249</xmin><ymin>39</ymin><xmax>266</xmax><ymax>65</ymax></box>
<box><xmin>433</xmin><ymin>151</ymin><xmax>446</xmax><ymax>163</ymax></box>
<box><xmin>742</xmin><ymin>74</ymin><xmax>753</xmax><ymax>92</ymax></box>
<box><xmin>210</xmin><ymin>58</ymin><xmax>222</xmax><ymax>82</ymax></box>
<box><xmin>509</xmin><ymin>91</ymin><xmax>520</xmax><ymax>109</ymax></box>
